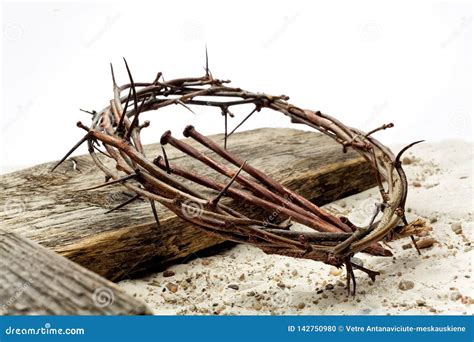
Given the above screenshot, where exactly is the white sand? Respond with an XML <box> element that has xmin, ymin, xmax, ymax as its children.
<box><xmin>119</xmin><ymin>140</ymin><xmax>473</xmax><ymax>315</ymax></box>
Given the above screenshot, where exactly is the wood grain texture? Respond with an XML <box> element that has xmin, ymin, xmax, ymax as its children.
<box><xmin>0</xmin><ymin>228</ymin><xmax>150</xmax><ymax>315</ymax></box>
<box><xmin>0</xmin><ymin>128</ymin><xmax>376</xmax><ymax>281</ymax></box>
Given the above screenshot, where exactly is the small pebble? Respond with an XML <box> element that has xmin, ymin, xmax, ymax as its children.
<box><xmin>163</xmin><ymin>270</ymin><xmax>175</xmax><ymax>277</ymax></box>
<box><xmin>297</xmin><ymin>302</ymin><xmax>305</xmax><ymax>309</ymax></box>
<box><xmin>451</xmin><ymin>223</ymin><xmax>463</xmax><ymax>235</ymax></box>
<box><xmin>402</xmin><ymin>243</ymin><xmax>412</xmax><ymax>250</ymax></box>
<box><xmin>201</xmin><ymin>259</ymin><xmax>211</xmax><ymax>266</ymax></box>
<box><xmin>450</xmin><ymin>291</ymin><xmax>462</xmax><ymax>301</ymax></box>
<box><xmin>325</xmin><ymin>284</ymin><xmax>334</xmax><ymax>290</ymax></box>
<box><xmin>416</xmin><ymin>237</ymin><xmax>437</xmax><ymax>249</ymax></box>
<box><xmin>416</xmin><ymin>300</ymin><xmax>426</xmax><ymax>306</ymax></box>
<box><xmin>228</xmin><ymin>284</ymin><xmax>239</xmax><ymax>290</ymax></box>
<box><xmin>398</xmin><ymin>280</ymin><xmax>415</xmax><ymax>291</ymax></box>
<box><xmin>166</xmin><ymin>282</ymin><xmax>178</xmax><ymax>293</ymax></box>
<box><xmin>329</xmin><ymin>267</ymin><xmax>342</xmax><ymax>276</ymax></box>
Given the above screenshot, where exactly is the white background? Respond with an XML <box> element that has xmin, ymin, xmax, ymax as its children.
<box><xmin>1</xmin><ymin>0</ymin><xmax>472</xmax><ymax>173</ymax></box>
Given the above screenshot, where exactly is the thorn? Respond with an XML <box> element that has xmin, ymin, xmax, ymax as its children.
<box><xmin>410</xmin><ymin>235</ymin><xmax>422</xmax><ymax>255</ymax></box>
<box><xmin>80</xmin><ymin>108</ymin><xmax>96</xmax><ymax>115</ymax></box>
<box><xmin>395</xmin><ymin>140</ymin><xmax>424</xmax><ymax>166</ymax></box>
<box><xmin>177</xmin><ymin>100</ymin><xmax>197</xmax><ymax>115</ymax></box>
<box><xmin>125</xmin><ymin>95</ymin><xmax>149</xmax><ymax>141</ymax></box>
<box><xmin>79</xmin><ymin>172</ymin><xmax>138</xmax><ymax>191</ymax></box>
<box><xmin>367</xmin><ymin>203</ymin><xmax>385</xmax><ymax>230</ymax></box>
<box><xmin>110</xmin><ymin>62</ymin><xmax>117</xmax><ymax>87</ymax></box>
<box><xmin>123</xmin><ymin>57</ymin><xmax>138</xmax><ymax>118</ymax></box>
<box><xmin>209</xmin><ymin>161</ymin><xmax>246</xmax><ymax>207</ymax></box>
<box><xmin>222</xmin><ymin>107</ymin><xmax>228</xmax><ymax>149</ymax></box>
<box><xmin>153</xmin><ymin>72</ymin><xmax>162</xmax><ymax>85</ymax></box>
<box><xmin>350</xmin><ymin>262</ymin><xmax>380</xmax><ymax>282</ymax></box>
<box><xmin>345</xmin><ymin>258</ymin><xmax>356</xmax><ymax>297</ymax></box>
<box><xmin>50</xmin><ymin>133</ymin><xmax>90</xmax><ymax>172</ymax></box>
<box><xmin>149</xmin><ymin>200</ymin><xmax>161</xmax><ymax>232</ymax></box>
<box><xmin>105</xmin><ymin>194</ymin><xmax>141</xmax><ymax>214</ymax></box>
<box><xmin>117</xmin><ymin>87</ymin><xmax>132</xmax><ymax>135</ymax></box>
<box><xmin>161</xmin><ymin>145</ymin><xmax>171</xmax><ymax>174</ymax></box>
<box><xmin>205</xmin><ymin>45</ymin><xmax>209</xmax><ymax>77</ymax></box>
<box><xmin>228</xmin><ymin>106</ymin><xmax>258</xmax><ymax>138</ymax></box>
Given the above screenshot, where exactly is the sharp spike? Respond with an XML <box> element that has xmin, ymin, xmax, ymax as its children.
<box><xmin>125</xmin><ymin>95</ymin><xmax>149</xmax><ymax>141</ymax></box>
<box><xmin>205</xmin><ymin>45</ymin><xmax>209</xmax><ymax>77</ymax></box>
<box><xmin>161</xmin><ymin>145</ymin><xmax>171</xmax><ymax>174</ymax></box>
<box><xmin>227</xmin><ymin>106</ymin><xmax>258</xmax><ymax>138</ymax></box>
<box><xmin>395</xmin><ymin>140</ymin><xmax>424</xmax><ymax>165</ymax></box>
<box><xmin>50</xmin><ymin>133</ymin><xmax>90</xmax><ymax>172</ymax></box>
<box><xmin>110</xmin><ymin>62</ymin><xmax>117</xmax><ymax>87</ymax></box>
<box><xmin>79</xmin><ymin>173</ymin><xmax>138</xmax><ymax>191</ymax></box>
<box><xmin>79</xmin><ymin>108</ymin><xmax>96</xmax><ymax>115</ymax></box>
<box><xmin>410</xmin><ymin>235</ymin><xmax>422</xmax><ymax>255</ymax></box>
<box><xmin>177</xmin><ymin>100</ymin><xmax>197</xmax><ymax>115</ymax></box>
<box><xmin>222</xmin><ymin>107</ymin><xmax>228</xmax><ymax>149</ymax></box>
<box><xmin>123</xmin><ymin>58</ymin><xmax>138</xmax><ymax>116</ymax></box>
<box><xmin>104</xmin><ymin>194</ymin><xmax>140</xmax><ymax>214</ymax></box>
<box><xmin>149</xmin><ymin>200</ymin><xmax>161</xmax><ymax>232</ymax></box>
<box><xmin>117</xmin><ymin>87</ymin><xmax>132</xmax><ymax>134</ymax></box>
<box><xmin>210</xmin><ymin>161</ymin><xmax>246</xmax><ymax>207</ymax></box>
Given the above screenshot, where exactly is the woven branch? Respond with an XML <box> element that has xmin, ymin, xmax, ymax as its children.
<box><xmin>53</xmin><ymin>57</ymin><xmax>423</xmax><ymax>296</ymax></box>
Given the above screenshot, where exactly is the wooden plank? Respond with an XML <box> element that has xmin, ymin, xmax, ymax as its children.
<box><xmin>0</xmin><ymin>228</ymin><xmax>150</xmax><ymax>315</ymax></box>
<box><xmin>0</xmin><ymin>128</ymin><xmax>376</xmax><ymax>281</ymax></box>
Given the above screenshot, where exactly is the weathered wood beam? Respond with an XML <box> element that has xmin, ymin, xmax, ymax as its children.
<box><xmin>0</xmin><ymin>128</ymin><xmax>376</xmax><ymax>281</ymax></box>
<box><xmin>0</xmin><ymin>228</ymin><xmax>150</xmax><ymax>315</ymax></box>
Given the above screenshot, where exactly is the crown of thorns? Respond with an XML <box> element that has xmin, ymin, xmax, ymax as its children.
<box><xmin>53</xmin><ymin>55</ymin><xmax>425</xmax><ymax>296</ymax></box>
